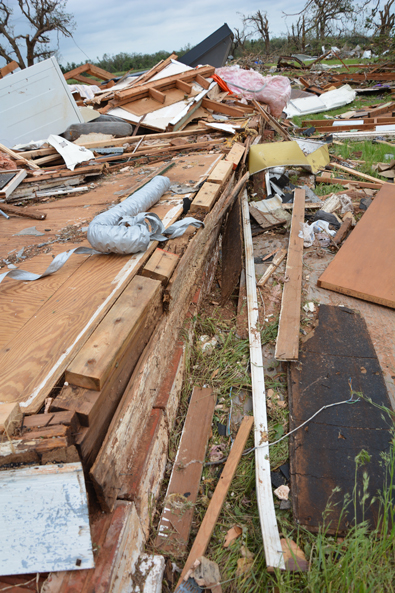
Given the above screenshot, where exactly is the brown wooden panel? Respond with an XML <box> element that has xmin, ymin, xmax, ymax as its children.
<box><xmin>221</xmin><ymin>195</ymin><xmax>242</xmax><ymax>304</ymax></box>
<box><xmin>318</xmin><ymin>184</ymin><xmax>395</xmax><ymax>308</ymax></box>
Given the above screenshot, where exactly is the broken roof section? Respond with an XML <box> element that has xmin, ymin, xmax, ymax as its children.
<box><xmin>178</xmin><ymin>23</ymin><xmax>234</xmax><ymax>68</ymax></box>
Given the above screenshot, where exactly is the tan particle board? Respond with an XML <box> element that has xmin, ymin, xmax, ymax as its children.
<box><xmin>318</xmin><ymin>184</ymin><xmax>395</xmax><ymax>308</ymax></box>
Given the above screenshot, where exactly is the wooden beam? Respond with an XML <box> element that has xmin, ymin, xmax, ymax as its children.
<box><xmin>257</xmin><ymin>248</ymin><xmax>287</xmax><ymax>287</ymax></box>
<box><xmin>0</xmin><ymin>169</ymin><xmax>27</xmax><ymax>198</ymax></box>
<box><xmin>195</xmin><ymin>73</ymin><xmax>210</xmax><ymax>90</ymax></box>
<box><xmin>149</xmin><ymin>88</ymin><xmax>166</xmax><ymax>104</ymax></box>
<box><xmin>0</xmin><ymin>203</ymin><xmax>46</xmax><ymax>220</ymax></box>
<box><xmin>140</xmin><ymin>248</ymin><xmax>179</xmax><ymax>286</ymax></box>
<box><xmin>207</xmin><ymin>159</ymin><xmax>233</xmax><ymax>186</ymax></box>
<box><xmin>275</xmin><ymin>188</ymin><xmax>305</xmax><ymax>361</ymax></box>
<box><xmin>252</xmin><ymin>100</ymin><xmax>292</xmax><ymax>141</ymax></box>
<box><xmin>177</xmin><ymin>416</ymin><xmax>255</xmax><ymax>585</ymax></box>
<box><xmin>328</xmin><ymin>162</ymin><xmax>386</xmax><ymax>185</ymax></box>
<box><xmin>154</xmin><ymin>387</ymin><xmax>215</xmax><ymax>556</ymax></box>
<box><xmin>176</xmin><ymin>79</ymin><xmax>192</xmax><ymax>94</ymax></box>
<box><xmin>315</xmin><ymin>176</ymin><xmax>383</xmax><ymax>190</ymax></box>
<box><xmin>241</xmin><ymin>189</ymin><xmax>285</xmax><ymax>571</ymax></box>
<box><xmin>65</xmin><ymin>276</ymin><xmax>162</xmax><ymax>391</ymax></box>
<box><xmin>0</xmin><ymin>143</ymin><xmax>40</xmax><ymax>170</ymax></box>
<box><xmin>190</xmin><ymin>182</ymin><xmax>221</xmax><ymax>213</ymax></box>
<box><xmin>202</xmin><ymin>98</ymin><xmax>246</xmax><ymax>117</ymax></box>
<box><xmin>225</xmin><ymin>142</ymin><xmax>245</xmax><ymax>170</ymax></box>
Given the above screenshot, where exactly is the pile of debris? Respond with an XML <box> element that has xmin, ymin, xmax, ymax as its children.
<box><xmin>0</xmin><ymin>29</ymin><xmax>394</xmax><ymax>593</ymax></box>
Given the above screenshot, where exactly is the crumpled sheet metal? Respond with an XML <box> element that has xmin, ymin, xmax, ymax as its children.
<box><xmin>249</xmin><ymin>140</ymin><xmax>329</xmax><ymax>175</ymax></box>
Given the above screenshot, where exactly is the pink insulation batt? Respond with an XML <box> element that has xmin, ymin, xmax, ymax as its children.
<box><xmin>215</xmin><ymin>66</ymin><xmax>291</xmax><ymax>118</ymax></box>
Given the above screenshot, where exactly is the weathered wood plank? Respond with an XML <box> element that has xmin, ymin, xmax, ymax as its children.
<box><xmin>177</xmin><ymin>416</ymin><xmax>254</xmax><ymax>585</ymax></box>
<box><xmin>0</xmin><ymin>462</ymin><xmax>93</xmax><ymax>575</ymax></box>
<box><xmin>241</xmin><ymin>189</ymin><xmax>285</xmax><ymax>571</ymax></box>
<box><xmin>66</xmin><ymin>276</ymin><xmax>162</xmax><ymax>391</ymax></box>
<box><xmin>275</xmin><ymin>188</ymin><xmax>305</xmax><ymax>361</ymax></box>
<box><xmin>155</xmin><ymin>387</ymin><xmax>215</xmax><ymax>556</ymax></box>
<box><xmin>141</xmin><ymin>248</ymin><xmax>179</xmax><ymax>286</ymax></box>
<box><xmin>221</xmin><ymin>195</ymin><xmax>242</xmax><ymax>304</ymax></box>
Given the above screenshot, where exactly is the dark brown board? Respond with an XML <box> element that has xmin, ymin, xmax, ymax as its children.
<box><xmin>289</xmin><ymin>304</ymin><xmax>393</xmax><ymax>533</ymax></box>
<box><xmin>221</xmin><ymin>195</ymin><xmax>242</xmax><ymax>304</ymax></box>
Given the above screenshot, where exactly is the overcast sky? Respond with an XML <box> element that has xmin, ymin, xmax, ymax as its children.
<box><xmin>57</xmin><ymin>0</ymin><xmax>306</xmax><ymax>66</ymax></box>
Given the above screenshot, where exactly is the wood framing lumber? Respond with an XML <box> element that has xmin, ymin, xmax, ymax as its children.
<box><xmin>64</xmin><ymin>63</ymin><xmax>113</xmax><ymax>81</ymax></box>
<box><xmin>90</xmin><ymin>175</ymin><xmax>248</xmax><ymax>513</ymax></box>
<box><xmin>149</xmin><ymin>88</ymin><xmax>166</xmax><ymax>103</ymax></box>
<box><xmin>0</xmin><ymin>402</ymin><xmax>22</xmax><ymax>436</ymax></box>
<box><xmin>0</xmin><ymin>206</ymin><xmax>181</xmax><ymax>414</ymax></box>
<box><xmin>0</xmin><ymin>203</ymin><xmax>46</xmax><ymax>220</ymax></box>
<box><xmin>225</xmin><ymin>142</ymin><xmax>245</xmax><ymax>170</ymax></box>
<box><xmin>252</xmin><ymin>100</ymin><xmax>292</xmax><ymax>141</ymax></box>
<box><xmin>65</xmin><ymin>276</ymin><xmax>162</xmax><ymax>391</ymax></box>
<box><xmin>316</xmin><ymin>175</ymin><xmax>383</xmax><ymax>189</ymax></box>
<box><xmin>22</xmin><ymin>164</ymin><xmax>105</xmax><ymax>183</ymax></box>
<box><xmin>317</xmin><ymin>184</ymin><xmax>395</xmax><ymax>308</ymax></box>
<box><xmin>202</xmin><ymin>98</ymin><xmax>246</xmax><ymax>117</ymax></box>
<box><xmin>131</xmin><ymin>53</ymin><xmax>178</xmax><ymax>88</ymax></box>
<box><xmin>0</xmin><ymin>169</ymin><xmax>27</xmax><ymax>198</ymax></box>
<box><xmin>207</xmin><ymin>159</ymin><xmax>233</xmax><ymax>185</ymax></box>
<box><xmin>140</xmin><ymin>248</ymin><xmax>179</xmax><ymax>286</ymax></box>
<box><xmin>155</xmin><ymin>387</ymin><xmax>215</xmax><ymax>556</ymax></box>
<box><xmin>275</xmin><ymin>188</ymin><xmax>305</xmax><ymax>361</ymax></box>
<box><xmin>176</xmin><ymin>79</ymin><xmax>193</xmax><ymax>93</ymax></box>
<box><xmin>333</xmin><ymin>217</ymin><xmax>353</xmax><ymax>244</ymax></box>
<box><xmin>0</xmin><ymin>436</ymin><xmax>69</xmax><ymax>467</ymax></box>
<box><xmin>0</xmin><ymin>143</ymin><xmax>39</xmax><ymax>170</ymax></box>
<box><xmin>241</xmin><ymin>189</ymin><xmax>285</xmax><ymax>571</ymax></box>
<box><xmin>195</xmin><ymin>73</ymin><xmax>211</xmax><ymax>89</ymax></box>
<box><xmin>71</xmin><ymin>73</ymin><xmax>100</xmax><ymax>86</ymax></box>
<box><xmin>328</xmin><ymin>163</ymin><xmax>386</xmax><ymax>185</ymax></box>
<box><xmin>257</xmin><ymin>248</ymin><xmax>287</xmax><ymax>287</ymax></box>
<box><xmin>190</xmin><ymin>182</ymin><xmax>221</xmax><ymax>213</ymax></box>
<box><xmin>177</xmin><ymin>416</ymin><xmax>255</xmax><ymax>586</ymax></box>
<box><xmin>0</xmin><ymin>60</ymin><xmax>18</xmax><ymax>78</ymax></box>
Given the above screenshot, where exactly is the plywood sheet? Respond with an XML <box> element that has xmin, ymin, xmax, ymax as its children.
<box><xmin>0</xmin><ymin>462</ymin><xmax>93</xmax><ymax>575</ymax></box>
<box><xmin>318</xmin><ymin>184</ymin><xmax>395</xmax><ymax>308</ymax></box>
<box><xmin>289</xmin><ymin>305</ymin><xmax>393</xmax><ymax>532</ymax></box>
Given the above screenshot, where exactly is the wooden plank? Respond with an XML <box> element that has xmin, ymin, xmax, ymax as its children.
<box><xmin>333</xmin><ymin>217</ymin><xmax>353</xmax><ymax>244</ymax></box>
<box><xmin>149</xmin><ymin>88</ymin><xmax>166</xmax><ymax>104</ymax></box>
<box><xmin>86</xmin><ymin>64</ymin><xmax>114</xmax><ymax>81</ymax></box>
<box><xmin>190</xmin><ymin>181</ymin><xmax>221</xmax><ymax>212</ymax></box>
<box><xmin>0</xmin><ymin>205</ymin><xmax>181</xmax><ymax>414</ymax></box>
<box><xmin>155</xmin><ymin>387</ymin><xmax>215</xmax><ymax>556</ymax></box>
<box><xmin>65</xmin><ymin>276</ymin><xmax>162</xmax><ymax>391</ymax></box>
<box><xmin>241</xmin><ymin>190</ymin><xmax>285</xmax><ymax>571</ymax></box>
<box><xmin>328</xmin><ymin>162</ymin><xmax>386</xmax><ymax>185</ymax></box>
<box><xmin>252</xmin><ymin>100</ymin><xmax>292</xmax><ymax>141</ymax></box>
<box><xmin>195</xmin><ymin>73</ymin><xmax>210</xmax><ymax>90</ymax></box>
<box><xmin>176</xmin><ymin>79</ymin><xmax>192</xmax><ymax>93</ymax></box>
<box><xmin>202</xmin><ymin>98</ymin><xmax>246</xmax><ymax>117</ymax></box>
<box><xmin>0</xmin><ymin>402</ymin><xmax>22</xmax><ymax>435</ymax></box>
<box><xmin>221</xmin><ymin>195</ymin><xmax>242</xmax><ymax>304</ymax></box>
<box><xmin>207</xmin><ymin>160</ymin><xmax>233</xmax><ymax>186</ymax></box>
<box><xmin>289</xmin><ymin>305</ymin><xmax>393</xmax><ymax>532</ymax></box>
<box><xmin>318</xmin><ymin>184</ymin><xmax>395</xmax><ymax>308</ymax></box>
<box><xmin>0</xmin><ymin>60</ymin><xmax>18</xmax><ymax>78</ymax></box>
<box><xmin>0</xmin><ymin>202</ymin><xmax>46</xmax><ymax>220</ymax></box>
<box><xmin>0</xmin><ymin>169</ymin><xmax>27</xmax><ymax>198</ymax></box>
<box><xmin>0</xmin><ymin>462</ymin><xmax>93</xmax><ymax>575</ymax></box>
<box><xmin>177</xmin><ymin>416</ymin><xmax>255</xmax><ymax>585</ymax></box>
<box><xmin>225</xmin><ymin>142</ymin><xmax>245</xmax><ymax>170</ymax></box>
<box><xmin>257</xmin><ymin>248</ymin><xmax>287</xmax><ymax>287</ymax></box>
<box><xmin>140</xmin><ymin>248</ymin><xmax>179</xmax><ymax>285</ymax></box>
<box><xmin>0</xmin><ymin>142</ymin><xmax>39</xmax><ymax>170</ymax></box>
<box><xmin>275</xmin><ymin>188</ymin><xmax>305</xmax><ymax>361</ymax></box>
<box><xmin>316</xmin><ymin>175</ymin><xmax>383</xmax><ymax>189</ymax></box>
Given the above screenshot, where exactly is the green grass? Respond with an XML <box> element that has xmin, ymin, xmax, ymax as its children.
<box><xmin>331</xmin><ymin>140</ymin><xmax>395</xmax><ymax>179</ymax></box>
<box><xmin>291</xmin><ymin>98</ymin><xmax>372</xmax><ymax>128</ymax></box>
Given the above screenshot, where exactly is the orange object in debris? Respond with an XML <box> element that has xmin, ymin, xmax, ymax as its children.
<box><xmin>211</xmin><ymin>74</ymin><xmax>234</xmax><ymax>94</ymax></box>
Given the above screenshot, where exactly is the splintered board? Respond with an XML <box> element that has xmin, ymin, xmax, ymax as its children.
<box><xmin>289</xmin><ymin>305</ymin><xmax>393</xmax><ymax>533</ymax></box>
<box><xmin>0</xmin><ymin>462</ymin><xmax>94</xmax><ymax>575</ymax></box>
<box><xmin>154</xmin><ymin>387</ymin><xmax>215</xmax><ymax>556</ymax></box>
<box><xmin>318</xmin><ymin>184</ymin><xmax>395</xmax><ymax>308</ymax></box>
<box><xmin>65</xmin><ymin>276</ymin><xmax>162</xmax><ymax>391</ymax></box>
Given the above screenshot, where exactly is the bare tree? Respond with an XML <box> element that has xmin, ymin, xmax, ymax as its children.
<box><xmin>243</xmin><ymin>10</ymin><xmax>270</xmax><ymax>53</ymax></box>
<box><xmin>232</xmin><ymin>26</ymin><xmax>249</xmax><ymax>54</ymax></box>
<box><xmin>289</xmin><ymin>16</ymin><xmax>307</xmax><ymax>51</ymax></box>
<box><xmin>0</xmin><ymin>0</ymin><xmax>75</xmax><ymax>69</ymax></box>
<box><xmin>371</xmin><ymin>0</ymin><xmax>395</xmax><ymax>37</ymax></box>
<box><xmin>284</xmin><ymin>0</ymin><xmax>355</xmax><ymax>41</ymax></box>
